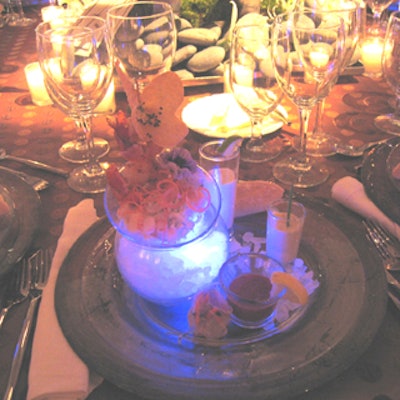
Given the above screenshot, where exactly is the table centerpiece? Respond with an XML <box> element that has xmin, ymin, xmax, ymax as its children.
<box><xmin>105</xmin><ymin>67</ymin><xmax>229</xmax><ymax>305</ymax></box>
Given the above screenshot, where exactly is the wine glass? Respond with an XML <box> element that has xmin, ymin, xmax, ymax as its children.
<box><xmin>43</xmin><ymin>16</ymin><xmax>111</xmax><ymax>165</ymax></box>
<box><xmin>45</xmin><ymin>87</ymin><xmax>111</xmax><ymax>165</ymax></box>
<box><xmin>296</xmin><ymin>1</ymin><xmax>362</xmax><ymax>156</ymax></box>
<box><xmin>271</xmin><ymin>10</ymin><xmax>345</xmax><ymax>188</ymax></box>
<box><xmin>374</xmin><ymin>11</ymin><xmax>400</xmax><ymax>136</ymax></box>
<box><xmin>366</xmin><ymin>0</ymin><xmax>393</xmax><ymax>33</ymax></box>
<box><xmin>36</xmin><ymin>17</ymin><xmax>114</xmax><ymax>194</ymax></box>
<box><xmin>7</xmin><ymin>0</ymin><xmax>35</xmax><ymax>26</ymax></box>
<box><xmin>106</xmin><ymin>1</ymin><xmax>177</xmax><ymax>91</ymax></box>
<box><xmin>229</xmin><ymin>22</ymin><xmax>284</xmax><ymax>163</ymax></box>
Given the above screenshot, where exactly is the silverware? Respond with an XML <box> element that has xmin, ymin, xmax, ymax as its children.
<box><xmin>385</xmin><ymin>269</ymin><xmax>400</xmax><ymax>294</ymax></box>
<box><xmin>0</xmin><ymin>255</ymin><xmax>33</xmax><ymax>331</ymax></box>
<box><xmin>363</xmin><ymin>220</ymin><xmax>400</xmax><ymax>271</ymax></box>
<box><xmin>2</xmin><ymin>248</ymin><xmax>53</xmax><ymax>400</ymax></box>
<box><xmin>364</xmin><ymin>220</ymin><xmax>400</xmax><ymax>310</ymax></box>
<box><xmin>0</xmin><ymin>166</ymin><xmax>49</xmax><ymax>191</ymax></box>
<box><xmin>385</xmin><ymin>271</ymin><xmax>400</xmax><ymax>312</ymax></box>
<box><xmin>0</xmin><ymin>148</ymin><xmax>69</xmax><ymax>178</ymax></box>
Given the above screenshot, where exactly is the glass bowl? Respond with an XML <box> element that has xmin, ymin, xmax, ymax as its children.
<box><xmin>219</xmin><ymin>253</ymin><xmax>284</xmax><ymax>329</ymax></box>
<box><xmin>104</xmin><ymin>165</ymin><xmax>230</xmax><ymax>305</ymax></box>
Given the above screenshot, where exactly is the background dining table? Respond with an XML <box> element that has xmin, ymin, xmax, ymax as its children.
<box><xmin>0</xmin><ymin>5</ymin><xmax>399</xmax><ymax>400</ymax></box>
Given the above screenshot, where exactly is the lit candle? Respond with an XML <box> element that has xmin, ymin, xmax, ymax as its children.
<box><xmin>24</xmin><ymin>62</ymin><xmax>53</xmax><ymax>107</ymax></box>
<box><xmin>232</xmin><ymin>64</ymin><xmax>253</xmax><ymax>87</ymax></box>
<box><xmin>79</xmin><ymin>62</ymin><xmax>101</xmax><ymax>90</ymax></box>
<box><xmin>360</xmin><ymin>37</ymin><xmax>384</xmax><ymax>79</ymax></box>
<box><xmin>78</xmin><ymin>65</ymin><xmax>116</xmax><ymax>114</ymax></box>
<box><xmin>95</xmin><ymin>79</ymin><xmax>116</xmax><ymax>115</ymax></box>
<box><xmin>309</xmin><ymin>49</ymin><xmax>330</xmax><ymax>69</ymax></box>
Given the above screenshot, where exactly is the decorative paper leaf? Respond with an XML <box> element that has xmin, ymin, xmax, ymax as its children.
<box><xmin>133</xmin><ymin>71</ymin><xmax>188</xmax><ymax>148</ymax></box>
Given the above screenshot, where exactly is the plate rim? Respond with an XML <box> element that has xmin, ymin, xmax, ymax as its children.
<box><xmin>0</xmin><ymin>167</ymin><xmax>40</xmax><ymax>277</ymax></box>
<box><xmin>181</xmin><ymin>93</ymin><xmax>286</xmax><ymax>139</ymax></box>
<box><xmin>361</xmin><ymin>137</ymin><xmax>400</xmax><ymax>225</ymax></box>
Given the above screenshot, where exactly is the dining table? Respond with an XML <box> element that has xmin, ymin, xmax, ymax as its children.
<box><xmin>0</xmin><ymin>5</ymin><xmax>400</xmax><ymax>400</ymax></box>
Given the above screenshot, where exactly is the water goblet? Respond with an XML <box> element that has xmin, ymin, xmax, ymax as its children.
<box><xmin>374</xmin><ymin>11</ymin><xmax>400</xmax><ymax>136</ymax></box>
<box><xmin>37</xmin><ymin>15</ymin><xmax>112</xmax><ymax>165</ymax></box>
<box><xmin>271</xmin><ymin>10</ymin><xmax>345</xmax><ymax>188</ymax></box>
<box><xmin>229</xmin><ymin>22</ymin><xmax>284</xmax><ymax>163</ymax></box>
<box><xmin>36</xmin><ymin>17</ymin><xmax>114</xmax><ymax>193</ymax></box>
<box><xmin>309</xmin><ymin>2</ymin><xmax>362</xmax><ymax>156</ymax></box>
<box><xmin>106</xmin><ymin>1</ymin><xmax>177</xmax><ymax>91</ymax></box>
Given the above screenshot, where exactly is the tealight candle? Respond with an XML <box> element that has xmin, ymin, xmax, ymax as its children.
<box><xmin>360</xmin><ymin>36</ymin><xmax>384</xmax><ymax>79</ymax></box>
<box><xmin>309</xmin><ymin>49</ymin><xmax>330</xmax><ymax>69</ymax></box>
<box><xmin>24</xmin><ymin>62</ymin><xmax>53</xmax><ymax>107</ymax></box>
<box><xmin>232</xmin><ymin>64</ymin><xmax>253</xmax><ymax>87</ymax></box>
<box><xmin>41</xmin><ymin>5</ymin><xmax>64</xmax><ymax>23</ymax></box>
<box><xmin>95</xmin><ymin>79</ymin><xmax>116</xmax><ymax>115</ymax></box>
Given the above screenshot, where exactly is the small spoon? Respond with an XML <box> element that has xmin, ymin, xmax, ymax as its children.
<box><xmin>0</xmin><ymin>148</ymin><xmax>69</xmax><ymax>178</ymax></box>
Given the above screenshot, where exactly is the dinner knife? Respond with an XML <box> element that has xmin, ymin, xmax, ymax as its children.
<box><xmin>2</xmin><ymin>295</ymin><xmax>41</xmax><ymax>400</ymax></box>
<box><xmin>2</xmin><ymin>248</ymin><xmax>51</xmax><ymax>400</ymax></box>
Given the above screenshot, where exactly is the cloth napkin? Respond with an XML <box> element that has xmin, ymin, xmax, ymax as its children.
<box><xmin>331</xmin><ymin>176</ymin><xmax>400</xmax><ymax>241</ymax></box>
<box><xmin>27</xmin><ymin>199</ymin><xmax>100</xmax><ymax>400</ymax></box>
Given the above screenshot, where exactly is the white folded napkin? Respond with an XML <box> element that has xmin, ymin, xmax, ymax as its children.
<box><xmin>331</xmin><ymin>176</ymin><xmax>400</xmax><ymax>241</ymax></box>
<box><xmin>27</xmin><ymin>199</ymin><xmax>100</xmax><ymax>400</ymax></box>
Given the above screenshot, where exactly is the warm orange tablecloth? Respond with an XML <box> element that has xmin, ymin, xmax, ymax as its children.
<box><xmin>0</xmin><ymin>6</ymin><xmax>399</xmax><ymax>400</ymax></box>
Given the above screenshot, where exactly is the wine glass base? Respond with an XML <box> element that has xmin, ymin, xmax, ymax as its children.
<box><xmin>67</xmin><ymin>165</ymin><xmax>107</xmax><ymax>194</ymax></box>
<box><xmin>59</xmin><ymin>138</ymin><xmax>110</xmax><ymax>164</ymax></box>
<box><xmin>374</xmin><ymin>114</ymin><xmax>400</xmax><ymax>136</ymax></box>
<box><xmin>240</xmin><ymin>137</ymin><xmax>282</xmax><ymax>163</ymax></box>
<box><xmin>292</xmin><ymin>134</ymin><xmax>337</xmax><ymax>157</ymax></box>
<box><xmin>8</xmin><ymin>17</ymin><xmax>36</xmax><ymax>26</ymax></box>
<box><xmin>273</xmin><ymin>156</ymin><xmax>330</xmax><ymax>188</ymax></box>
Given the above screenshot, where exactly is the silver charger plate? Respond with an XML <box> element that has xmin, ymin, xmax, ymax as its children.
<box><xmin>361</xmin><ymin>137</ymin><xmax>400</xmax><ymax>225</ymax></box>
<box><xmin>0</xmin><ymin>167</ymin><xmax>40</xmax><ymax>277</ymax></box>
<box><xmin>55</xmin><ymin>196</ymin><xmax>387</xmax><ymax>400</ymax></box>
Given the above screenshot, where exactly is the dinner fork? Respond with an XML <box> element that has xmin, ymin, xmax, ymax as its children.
<box><xmin>363</xmin><ymin>220</ymin><xmax>400</xmax><ymax>271</ymax></box>
<box><xmin>0</xmin><ymin>252</ymin><xmax>38</xmax><ymax>331</ymax></box>
<box><xmin>2</xmin><ymin>248</ymin><xmax>53</xmax><ymax>400</ymax></box>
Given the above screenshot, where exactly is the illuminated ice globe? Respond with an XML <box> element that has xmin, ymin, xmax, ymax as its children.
<box><xmin>104</xmin><ymin>165</ymin><xmax>229</xmax><ymax>305</ymax></box>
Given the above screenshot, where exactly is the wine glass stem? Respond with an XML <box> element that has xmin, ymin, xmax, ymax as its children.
<box><xmin>373</xmin><ymin>11</ymin><xmax>382</xmax><ymax>29</ymax></box>
<box><xmin>251</xmin><ymin>117</ymin><xmax>263</xmax><ymax>140</ymax></box>
<box><xmin>298</xmin><ymin>107</ymin><xmax>312</xmax><ymax>164</ymax></box>
<box><xmin>80</xmin><ymin>115</ymin><xmax>102</xmax><ymax>173</ymax></box>
<box><xmin>74</xmin><ymin>119</ymin><xmax>90</xmax><ymax>149</ymax></box>
<box><xmin>313</xmin><ymin>98</ymin><xmax>325</xmax><ymax>136</ymax></box>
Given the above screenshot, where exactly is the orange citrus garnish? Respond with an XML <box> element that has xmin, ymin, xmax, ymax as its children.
<box><xmin>271</xmin><ymin>272</ymin><xmax>308</xmax><ymax>305</ymax></box>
